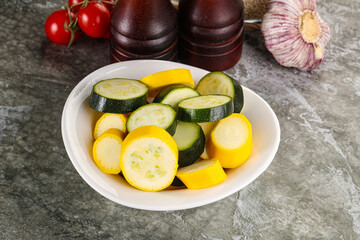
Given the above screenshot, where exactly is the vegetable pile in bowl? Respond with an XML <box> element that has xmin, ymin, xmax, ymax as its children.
<box><xmin>89</xmin><ymin>68</ymin><xmax>253</xmax><ymax>191</ymax></box>
<box><xmin>61</xmin><ymin>60</ymin><xmax>280</xmax><ymax>210</ymax></box>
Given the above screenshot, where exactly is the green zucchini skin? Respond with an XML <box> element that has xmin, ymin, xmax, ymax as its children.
<box><xmin>196</xmin><ymin>72</ymin><xmax>244</xmax><ymax>113</ymax></box>
<box><xmin>171</xmin><ymin>176</ymin><xmax>185</xmax><ymax>187</ymax></box>
<box><xmin>89</xmin><ymin>79</ymin><xmax>148</xmax><ymax>114</ymax></box>
<box><xmin>177</xmin><ymin>126</ymin><xmax>205</xmax><ymax>167</ymax></box>
<box><xmin>90</xmin><ymin>90</ymin><xmax>147</xmax><ymax>113</ymax></box>
<box><xmin>170</xmin><ymin>123</ymin><xmax>205</xmax><ymax>186</ymax></box>
<box><xmin>153</xmin><ymin>84</ymin><xmax>200</xmax><ymax>109</ymax></box>
<box><xmin>232</xmin><ymin>78</ymin><xmax>244</xmax><ymax>113</ymax></box>
<box><xmin>177</xmin><ymin>95</ymin><xmax>234</xmax><ymax>123</ymax></box>
<box><xmin>153</xmin><ymin>84</ymin><xmax>188</xmax><ymax>103</ymax></box>
<box><xmin>164</xmin><ymin>119</ymin><xmax>177</xmax><ymax>136</ymax></box>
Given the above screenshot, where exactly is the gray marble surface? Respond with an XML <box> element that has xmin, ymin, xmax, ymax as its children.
<box><xmin>1</xmin><ymin>0</ymin><xmax>359</xmax><ymax>239</ymax></box>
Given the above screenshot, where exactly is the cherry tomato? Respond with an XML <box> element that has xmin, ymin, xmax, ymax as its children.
<box><xmin>44</xmin><ymin>10</ymin><xmax>80</xmax><ymax>46</ymax></box>
<box><xmin>68</xmin><ymin>0</ymin><xmax>83</xmax><ymax>13</ymax></box>
<box><xmin>78</xmin><ymin>2</ymin><xmax>111</xmax><ymax>38</ymax></box>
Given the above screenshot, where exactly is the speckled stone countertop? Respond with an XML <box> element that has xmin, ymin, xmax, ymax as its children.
<box><xmin>1</xmin><ymin>0</ymin><xmax>359</xmax><ymax>239</ymax></box>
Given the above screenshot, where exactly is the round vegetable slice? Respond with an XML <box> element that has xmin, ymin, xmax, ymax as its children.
<box><xmin>195</xmin><ymin>71</ymin><xmax>244</xmax><ymax>113</ymax></box>
<box><xmin>172</xmin><ymin>121</ymin><xmax>205</xmax><ymax>167</ymax></box>
<box><xmin>140</xmin><ymin>69</ymin><xmax>195</xmax><ymax>97</ymax></box>
<box><xmin>120</xmin><ymin>125</ymin><xmax>178</xmax><ymax>192</ymax></box>
<box><xmin>89</xmin><ymin>78</ymin><xmax>148</xmax><ymax>113</ymax></box>
<box><xmin>153</xmin><ymin>84</ymin><xmax>200</xmax><ymax>110</ymax></box>
<box><xmin>176</xmin><ymin>159</ymin><xmax>227</xmax><ymax>189</ymax></box>
<box><xmin>207</xmin><ymin>113</ymin><xmax>252</xmax><ymax>168</ymax></box>
<box><xmin>126</xmin><ymin>103</ymin><xmax>177</xmax><ymax>135</ymax></box>
<box><xmin>92</xmin><ymin>129</ymin><xmax>123</xmax><ymax>174</ymax></box>
<box><xmin>177</xmin><ymin>94</ymin><xmax>234</xmax><ymax>122</ymax></box>
<box><xmin>93</xmin><ymin>113</ymin><xmax>127</xmax><ymax>139</ymax></box>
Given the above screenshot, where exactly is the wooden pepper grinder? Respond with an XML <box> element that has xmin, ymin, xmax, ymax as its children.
<box><xmin>110</xmin><ymin>0</ymin><xmax>178</xmax><ymax>62</ymax></box>
<box><xmin>178</xmin><ymin>0</ymin><xmax>244</xmax><ymax>71</ymax></box>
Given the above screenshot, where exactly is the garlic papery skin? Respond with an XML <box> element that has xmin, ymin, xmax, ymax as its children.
<box><xmin>261</xmin><ymin>0</ymin><xmax>330</xmax><ymax>71</ymax></box>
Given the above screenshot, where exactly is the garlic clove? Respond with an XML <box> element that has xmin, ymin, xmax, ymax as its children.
<box><xmin>261</xmin><ymin>0</ymin><xmax>330</xmax><ymax>71</ymax></box>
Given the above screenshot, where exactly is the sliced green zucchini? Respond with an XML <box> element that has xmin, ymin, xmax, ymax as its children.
<box><xmin>177</xmin><ymin>94</ymin><xmax>234</xmax><ymax>122</ymax></box>
<box><xmin>126</xmin><ymin>103</ymin><xmax>177</xmax><ymax>135</ymax></box>
<box><xmin>89</xmin><ymin>78</ymin><xmax>148</xmax><ymax>113</ymax></box>
<box><xmin>153</xmin><ymin>84</ymin><xmax>200</xmax><ymax>110</ymax></box>
<box><xmin>172</xmin><ymin>121</ymin><xmax>205</xmax><ymax>167</ymax></box>
<box><xmin>195</xmin><ymin>72</ymin><xmax>244</xmax><ymax>113</ymax></box>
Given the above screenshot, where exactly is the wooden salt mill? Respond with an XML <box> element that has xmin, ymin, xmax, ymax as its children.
<box><xmin>178</xmin><ymin>0</ymin><xmax>244</xmax><ymax>71</ymax></box>
<box><xmin>110</xmin><ymin>0</ymin><xmax>178</xmax><ymax>62</ymax></box>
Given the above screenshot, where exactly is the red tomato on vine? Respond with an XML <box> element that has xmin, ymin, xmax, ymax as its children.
<box><xmin>78</xmin><ymin>2</ymin><xmax>111</xmax><ymax>38</ymax></box>
<box><xmin>44</xmin><ymin>9</ymin><xmax>80</xmax><ymax>46</ymax></box>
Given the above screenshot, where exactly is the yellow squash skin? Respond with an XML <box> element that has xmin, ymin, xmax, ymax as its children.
<box><xmin>140</xmin><ymin>68</ymin><xmax>195</xmax><ymax>97</ymax></box>
<box><xmin>207</xmin><ymin>113</ymin><xmax>252</xmax><ymax>168</ymax></box>
<box><xmin>176</xmin><ymin>159</ymin><xmax>227</xmax><ymax>189</ymax></box>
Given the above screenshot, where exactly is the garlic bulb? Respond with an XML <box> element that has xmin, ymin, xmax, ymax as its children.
<box><xmin>261</xmin><ymin>0</ymin><xmax>330</xmax><ymax>71</ymax></box>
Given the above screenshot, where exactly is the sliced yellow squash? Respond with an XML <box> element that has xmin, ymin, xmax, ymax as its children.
<box><xmin>140</xmin><ymin>69</ymin><xmax>195</xmax><ymax>97</ymax></box>
<box><xmin>120</xmin><ymin>125</ymin><xmax>178</xmax><ymax>192</ymax></box>
<box><xmin>94</xmin><ymin>113</ymin><xmax>127</xmax><ymax>139</ymax></box>
<box><xmin>176</xmin><ymin>158</ymin><xmax>227</xmax><ymax>189</ymax></box>
<box><xmin>207</xmin><ymin>113</ymin><xmax>252</xmax><ymax>168</ymax></box>
<box><xmin>92</xmin><ymin>129</ymin><xmax>123</xmax><ymax>174</ymax></box>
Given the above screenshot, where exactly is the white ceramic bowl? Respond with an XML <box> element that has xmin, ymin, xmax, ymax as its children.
<box><xmin>61</xmin><ymin>60</ymin><xmax>280</xmax><ymax>211</ymax></box>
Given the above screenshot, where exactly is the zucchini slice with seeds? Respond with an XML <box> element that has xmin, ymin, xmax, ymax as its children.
<box><xmin>126</xmin><ymin>103</ymin><xmax>177</xmax><ymax>135</ymax></box>
<box><xmin>195</xmin><ymin>72</ymin><xmax>244</xmax><ymax>113</ymax></box>
<box><xmin>172</xmin><ymin>121</ymin><xmax>205</xmax><ymax>167</ymax></box>
<box><xmin>177</xmin><ymin>94</ymin><xmax>234</xmax><ymax>122</ymax></box>
<box><xmin>153</xmin><ymin>84</ymin><xmax>200</xmax><ymax>110</ymax></box>
<box><xmin>89</xmin><ymin>78</ymin><xmax>148</xmax><ymax>113</ymax></box>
